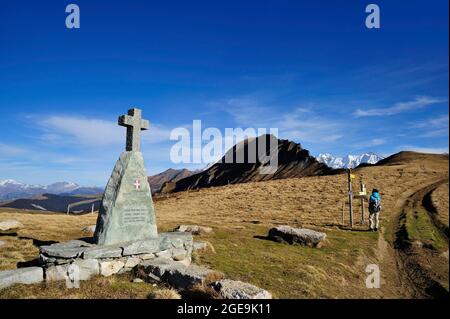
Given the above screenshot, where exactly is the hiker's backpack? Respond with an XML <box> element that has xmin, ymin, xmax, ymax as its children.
<box><xmin>369</xmin><ymin>196</ymin><xmax>381</xmax><ymax>213</ymax></box>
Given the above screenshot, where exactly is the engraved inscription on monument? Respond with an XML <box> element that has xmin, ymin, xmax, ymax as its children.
<box><xmin>122</xmin><ymin>207</ymin><xmax>147</xmax><ymax>225</ymax></box>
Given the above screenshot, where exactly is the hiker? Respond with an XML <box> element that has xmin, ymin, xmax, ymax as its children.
<box><xmin>368</xmin><ymin>189</ymin><xmax>381</xmax><ymax>231</ymax></box>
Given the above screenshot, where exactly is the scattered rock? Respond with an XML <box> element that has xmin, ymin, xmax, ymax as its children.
<box><xmin>268</xmin><ymin>226</ymin><xmax>326</xmax><ymax>247</ymax></box>
<box><xmin>171</xmin><ymin>248</ymin><xmax>187</xmax><ymax>261</ymax></box>
<box><xmin>136</xmin><ymin>258</ymin><xmax>215</xmax><ymax>289</ymax></box>
<box><xmin>133</xmin><ymin>278</ymin><xmax>144</xmax><ymax>283</ymax></box>
<box><xmin>0</xmin><ymin>220</ymin><xmax>23</xmax><ymax>234</ymax></box>
<box><xmin>100</xmin><ymin>260</ymin><xmax>125</xmax><ymax>277</ymax></box>
<box><xmin>140</xmin><ymin>253</ymin><xmax>155</xmax><ymax>260</ymax></box>
<box><xmin>0</xmin><ymin>267</ymin><xmax>44</xmax><ymax>290</ymax></box>
<box><xmin>211</xmin><ymin>279</ymin><xmax>272</xmax><ymax>299</ymax></box>
<box><xmin>175</xmin><ymin>225</ymin><xmax>213</xmax><ymax>235</ymax></box>
<box><xmin>82</xmin><ymin>225</ymin><xmax>96</xmax><ymax>233</ymax></box>
<box><xmin>124</xmin><ymin>257</ymin><xmax>141</xmax><ymax>269</ymax></box>
<box><xmin>193</xmin><ymin>241</ymin><xmax>208</xmax><ymax>251</ymax></box>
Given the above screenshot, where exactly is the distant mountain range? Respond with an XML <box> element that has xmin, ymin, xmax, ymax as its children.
<box><xmin>316</xmin><ymin>152</ymin><xmax>384</xmax><ymax>169</ymax></box>
<box><xmin>160</xmin><ymin>134</ymin><xmax>334</xmax><ymax>194</ymax></box>
<box><xmin>0</xmin><ymin>193</ymin><xmax>101</xmax><ymax>214</ymax></box>
<box><xmin>0</xmin><ymin>180</ymin><xmax>102</xmax><ymax>201</ymax></box>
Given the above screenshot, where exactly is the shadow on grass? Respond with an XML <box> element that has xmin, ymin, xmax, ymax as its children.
<box><xmin>17</xmin><ymin>257</ymin><xmax>41</xmax><ymax>268</ymax></box>
<box><xmin>0</xmin><ymin>232</ymin><xmax>18</xmax><ymax>237</ymax></box>
<box><xmin>18</xmin><ymin>236</ymin><xmax>58</xmax><ymax>247</ymax></box>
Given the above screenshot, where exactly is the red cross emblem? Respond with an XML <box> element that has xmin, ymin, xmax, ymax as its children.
<box><xmin>133</xmin><ymin>179</ymin><xmax>141</xmax><ymax>190</ymax></box>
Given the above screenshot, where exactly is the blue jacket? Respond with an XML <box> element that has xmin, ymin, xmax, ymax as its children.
<box><xmin>370</xmin><ymin>192</ymin><xmax>380</xmax><ymax>203</ymax></box>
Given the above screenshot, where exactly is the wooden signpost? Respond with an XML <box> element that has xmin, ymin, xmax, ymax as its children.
<box><xmin>348</xmin><ymin>169</ymin><xmax>355</xmax><ymax>228</ymax></box>
<box><xmin>344</xmin><ymin>170</ymin><xmax>367</xmax><ymax>228</ymax></box>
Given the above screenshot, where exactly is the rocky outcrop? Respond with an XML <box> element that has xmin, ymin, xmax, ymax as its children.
<box><xmin>268</xmin><ymin>226</ymin><xmax>326</xmax><ymax>248</ymax></box>
<box><xmin>148</xmin><ymin>169</ymin><xmax>197</xmax><ymax>194</ymax></box>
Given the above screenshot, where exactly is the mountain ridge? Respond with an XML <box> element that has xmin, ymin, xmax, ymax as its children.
<box><xmin>160</xmin><ymin>134</ymin><xmax>334</xmax><ymax>194</ymax></box>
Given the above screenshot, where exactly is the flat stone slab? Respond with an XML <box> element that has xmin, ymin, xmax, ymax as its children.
<box><xmin>121</xmin><ymin>238</ymin><xmax>161</xmax><ymax>256</ymax></box>
<box><xmin>0</xmin><ymin>267</ymin><xmax>44</xmax><ymax>290</ymax></box>
<box><xmin>268</xmin><ymin>226</ymin><xmax>326</xmax><ymax>248</ymax></box>
<box><xmin>40</xmin><ymin>240</ymin><xmax>93</xmax><ymax>258</ymax></box>
<box><xmin>40</xmin><ymin>232</ymin><xmax>193</xmax><ymax>261</ymax></box>
<box><xmin>83</xmin><ymin>245</ymin><xmax>122</xmax><ymax>259</ymax></box>
<box><xmin>175</xmin><ymin>225</ymin><xmax>213</xmax><ymax>235</ymax></box>
<box><xmin>211</xmin><ymin>279</ymin><xmax>272</xmax><ymax>299</ymax></box>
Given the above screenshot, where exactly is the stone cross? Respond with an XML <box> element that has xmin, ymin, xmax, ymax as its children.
<box><xmin>118</xmin><ymin>108</ymin><xmax>149</xmax><ymax>152</ymax></box>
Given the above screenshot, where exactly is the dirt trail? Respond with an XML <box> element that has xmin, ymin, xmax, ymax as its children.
<box><xmin>380</xmin><ymin>178</ymin><xmax>449</xmax><ymax>298</ymax></box>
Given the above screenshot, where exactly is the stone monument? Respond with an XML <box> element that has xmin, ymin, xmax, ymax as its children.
<box><xmin>94</xmin><ymin>108</ymin><xmax>157</xmax><ymax>245</ymax></box>
<box><xmin>32</xmin><ymin>108</ymin><xmax>194</xmax><ymax>281</ymax></box>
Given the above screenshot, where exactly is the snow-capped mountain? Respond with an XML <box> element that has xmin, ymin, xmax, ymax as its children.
<box><xmin>316</xmin><ymin>152</ymin><xmax>384</xmax><ymax>169</ymax></box>
<box><xmin>0</xmin><ymin>180</ymin><xmax>102</xmax><ymax>201</ymax></box>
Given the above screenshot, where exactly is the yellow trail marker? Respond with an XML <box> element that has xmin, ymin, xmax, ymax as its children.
<box><xmin>350</xmin><ymin>173</ymin><xmax>356</xmax><ymax>180</ymax></box>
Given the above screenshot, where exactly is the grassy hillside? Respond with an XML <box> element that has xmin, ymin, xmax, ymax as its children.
<box><xmin>0</xmin><ymin>152</ymin><xmax>448</xmax><ymax>298</ymax></box>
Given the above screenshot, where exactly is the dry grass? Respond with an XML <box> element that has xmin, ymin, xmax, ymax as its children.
<box><xmin>149</xmin><ymin>288</ymin><xmax>182</xmax><ymax>299</ymax></box>
<box><xmin>0</xmin><ymin>274</ymin><xmax>160</xmax><ymax>299</ymax></box>
<box><xmin>432</xmin><ymin>182</ymin><xmax>449</xmax><ymax>229</ymax></box>
<box><xmin>0</xmin><ymin>153</ymin><xmax>448</xmax><ymax>298</ymax></box>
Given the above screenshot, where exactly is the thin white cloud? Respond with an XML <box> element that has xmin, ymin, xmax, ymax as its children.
<box><xmin>352</xmin><ymin>138</ymin><xmax>386</xmax><ymax>149</ymax></box>
<box><xmin>0</xmin><ymin>143</ymin><xmax>28</xmax><ymax>157</ymax></box>
<box><xmin>37</xmin><ymin>115</ymin><xmax>171</xmax><ymax>147</ymax></box>
<box><xmin>408</xmin><ymin>114</ymin><xmax>449</xmax><ymax>138</ymax></box>
<box><xmin>221</xmin><ymin>99</ymin><xmax>345</xmax><ymax>144</ymax></box>
<box><xmin>410</xmin><ymin>114</ymin><xmax>449</xmax><ymax>128</ymax></box>
<box><xmin>353</xmin><ymin>96</ymin><xmax>447</xmax><ymax>117</ymax></box>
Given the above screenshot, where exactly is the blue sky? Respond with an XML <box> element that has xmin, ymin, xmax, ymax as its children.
<box><xmin>0</xmin><ymin>0</ymin><xmax>448</xmax><ymax>186</ymax></box>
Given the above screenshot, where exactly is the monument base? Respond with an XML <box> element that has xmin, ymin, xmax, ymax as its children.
<box><xmin>38</xmin><ymin>232</ymin><xmax>193</xmax><ymax>279</ymax></box>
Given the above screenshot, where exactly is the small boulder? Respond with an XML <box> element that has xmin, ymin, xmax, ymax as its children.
<box><xmin>100</xmin><ymin>260</ymin><xmax>125</xmax><ymax>277</ymax></box>
<box><xmin>193</xmin><ymin>241</ymin><xmax>208</xmax><ymax>251</ymax></box>
<box><xmin>174</xmin><ymin>225</ymin><xmax>213</xmax><ymax>235</ymax></box>
<box><xmin>0</xmin><ymin>220</ymin><xmax>23</xmax><ymax>234</ymax></box>
<box><xmin>82</xmin><ymin>225</ymin><xmax>96</xmax><ymax>233</ymax></box>
<box><xmin>136</xmin><ymin>258</ymin><xmax>215</xmax><ymax>289</ymax></box>
<box><xmin>124</xmin><ymin>257</ymin><xmax>141</xmax><ymax>269</ymax></box>
<box><xmin>211</xmin><ymin>279</ymin><xmax>272</xmax><ymax>299</ymax></box>
<box><xmin>268</xmin><ymin>226</ymin><xmax>326</xmax><ymax>248</ymax></box>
